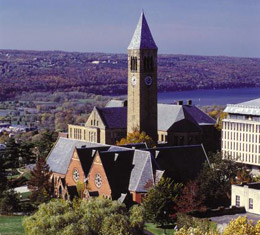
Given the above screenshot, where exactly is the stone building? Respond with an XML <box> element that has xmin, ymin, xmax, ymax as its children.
<box><xmin>68</xmin><ymin>12</ymin><xmax>216</xmax><ymax>149</ymax></box>
<box><xmin>222</xmin><ymin>98</ymin><xmax>260</xmax><ymax>173</ymax></box>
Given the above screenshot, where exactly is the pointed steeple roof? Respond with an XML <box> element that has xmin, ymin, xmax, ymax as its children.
<box><xmin>128</xmin><ymin>11</ymin><xmax>157</xmax><ymax>50</ymax></box>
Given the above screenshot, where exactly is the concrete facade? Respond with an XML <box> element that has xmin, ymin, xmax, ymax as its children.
<box><xmin>231</xmin><ymin>183</ymin><xmax>260</xmax><ymax>215</ymax></box>
<box><xmin>222</xmin><ymin>100</ymin><xmax>260</xmax><ymax>170</ymax></box>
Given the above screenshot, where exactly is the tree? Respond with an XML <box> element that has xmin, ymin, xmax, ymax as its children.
<box><xmin>143</xmin><ymin>177</ymin><xmax>183</xmax><ymax>226</ymax></box>
<box><xmin>117</xmin><ymin>129</ymin><xmax>155</xmax><ymax>148</ymax></box>
<box><xmin>0</xmin><ymin>189</ymin><xmax>20</xmax><ymax>214</ymax></box>
<box><xmin>175</xmin><ymin>226</ymin><xmax>220</xmax><ymax>235</ymax></box>
<box><xmin>223</xmin><ymin>216</ymin><xmax>260</xmax><ymax>235</ymax></box>
<box><xmin>175</xmin><ymin>181</ymin><xmax>205</xmax><ymax>214</ymax></box>
<box><xmin>197</xmin><ymin>152</ymin><xmax>238</xmax><ymax>208</ymax></box>
<box><xmin>28</xmin><ymin>158</ymin><xmax>53</xmax><ymax>204</ymax></box>
<box><xmin>129</xmin><ymin>205</ymin><xmax>146</xmax><ymax>234</ymax></box>
<box><xmin>34</xmin><ymin>130</ymin><xmax>57</xmax><ymax>158</ymax></box>
<box><xmin>3</xmin><ymin>138</ymin><xmax>20</xmax><ymax>170</ymax></box>
<box><xmin>0</xmin><ymin>152</ymin><xmax>7</xmax><ymax>194</ymax></box>
<box><xmin>23</xmin><ymin>198</ymin><xmax>145</xmax><ymax>235</ymax></box>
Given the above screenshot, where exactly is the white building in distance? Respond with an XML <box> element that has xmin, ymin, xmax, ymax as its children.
<box><xmin>222</xmin><ymin>98</ymin><xmax>260</xmax><ymax>173</ymax></box>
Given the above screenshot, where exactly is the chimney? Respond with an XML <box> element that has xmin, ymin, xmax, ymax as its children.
<box><xmin>177</xmin><ymin>100</ymin><xmax>183</xmax><ymax>105</ymax></box>
<box><xmin>187</xmin><ymin>100</ymin><xmax>192</xmax><ymax>105</ymax></box>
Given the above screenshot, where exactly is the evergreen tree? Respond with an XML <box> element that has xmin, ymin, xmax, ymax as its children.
<box><xmin>0</xmin><ymin>151</ymin><xmax>7</xmax><ymax>194</ymax></box>
<box><xmin>28</xmin><ymin>158</ymin><xmax>53</xmax><ymax>205</ymax></box>
<box><xmin>3</xmin><ymin>138</ymin><xmax>20</xmax><ymax>170</ymax></box>
<box><xmin>35</xmin><ymin>130</ymin><xmax>57</xmax><ymax>159</ymax></box>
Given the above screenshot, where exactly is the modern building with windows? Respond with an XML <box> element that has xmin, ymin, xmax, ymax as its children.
<box><xmin>231</xmin><ymin>183</ymin><xmax>260</xmax><ymax>215</ymax></box>
<box><xmin>222</xmin><ymin>98</ymin><xmax>260</xmax><ymax>173</ymax></box>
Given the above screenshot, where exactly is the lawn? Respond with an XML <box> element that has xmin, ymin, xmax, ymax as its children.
<box><xmin>0</xmin><ymin>216</ymin><xmax>24</xmax><ymax>235</ymax></box>
<box><xmin>145</xmin><ymin>223</ymin><xmax>175</xmax><ymax>235</ymax></box>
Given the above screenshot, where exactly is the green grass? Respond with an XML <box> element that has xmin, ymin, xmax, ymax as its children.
<box><xmin>145</xmin><ymin>223</ymin><xmax>175</xmax><ymax>235</ymax></box>
<box><xmin>0</xmin><ymin>216</ymin><xmax>25</xmax><ymax>235</ymax></box>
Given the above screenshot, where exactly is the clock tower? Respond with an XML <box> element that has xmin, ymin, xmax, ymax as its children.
<box><xmin>127</xmin><ymin>12</ymin><xmax>158</xmax><ymax>142</ymax></box>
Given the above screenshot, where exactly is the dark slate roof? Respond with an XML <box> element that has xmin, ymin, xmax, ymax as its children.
<box><xmin>99</xmin><ymin>150</ymin><xmax>135</xmax><ymax>199</ymax></box>
<box><xmin>96</xmin><ymin>107</ymin><xmax>127</xmax><ymax>129</ymax></box>
<box><xmin>47</xmin><ymin>137</ymin><xmax>106</xmax><ymax>175</ymax></box>
<box><xmin>128</xmin><ymin>11</ymin><xmax>157</xmax><ymax>50</ymax></box>
<box><xmin>77</xmin><ymin>146</ymin><xmax>110</xmax><ymax>177</ymax></box>
<box><xmin>183</xmin><ymin>105</ymin><xmax>216</xmax><ymax>126</ymax></box>
<box><xmin>150</xmin><ymin>145</ymin><xmax>209</xmax><ymax>183</ymax></box>
<box><xmin>118</xmin><ymin>143</ymin><xmax>148</xmax><ymax>149</ymax></box>
<box><xmin>100</xmin><ymin>146</ymin><xmax>154</xmax><ymax>194</ymax></box>
<box><xmin>158</xmin><ymin>104</ymin><xmax>215</xmax><ymax>131</ymax></box>
<box><xmin>169</xmin><ymin>119</ymin><xmax>201</xmax><ymax>133</ymax></box>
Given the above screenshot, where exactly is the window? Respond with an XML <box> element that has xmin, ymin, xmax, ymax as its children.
<box><xmin>131</xmin><ymin>56</ymin><xmax>137</xmax><ymax>71</ymax></box>
<box><xmin>235</xmin><ymin>196</ymin><xmax>240</xmax><ymax>207</ymax></box>
<box><xmin>249</xmin><ymin>198</ymin><xmax>253</xmax><ymax>209</ymax></box>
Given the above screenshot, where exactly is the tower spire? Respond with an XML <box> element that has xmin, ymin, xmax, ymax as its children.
<box><xmin>128</xmin><ymin>12</ymin><xmax>157</xmax><ymax>50</ymax></box>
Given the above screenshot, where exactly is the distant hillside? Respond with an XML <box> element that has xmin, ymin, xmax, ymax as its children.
<box><xmin>1</xmin><ymin>49</ymin><xmax>260</xmax><ymax>99</ymax></box>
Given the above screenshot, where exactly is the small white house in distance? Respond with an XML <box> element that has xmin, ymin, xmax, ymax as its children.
<box><xmin>231</xmin><ymin>183</ymin><xmax>260</xmax><ymax>215</ymax></box>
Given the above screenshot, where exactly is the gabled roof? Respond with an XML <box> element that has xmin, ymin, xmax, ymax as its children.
<box><xmin>96</xmin><ymin>107</ymin><xmax>127</xmax><ymax>129</ymax></box>
<box><xmin>150</xmin><ymin>144</ymin><xmax>209</xmax><ymax>183</ymax></box>
<box><xmin>99</xmin><ymin>146</ymin><xmax>154</xmax><ymax>194</ymax></box>
<box><xmin>47</xmin><ymin>137</ymin><xmax>106</xmax><ymax>175</ymax></box>
<box><xmin>128</xmin><ymin>11</ymin><xmax>157</xmax><ymax>50</ymax></box>
<box><xmin>99</xmin><ymin>149</ymin><xmax>135</xmax><ymax>199</ymax></box>
<box><xmin>76</xmin><ymin>146</ymin><xmax>110</xmax><ymax>177</ymax></box>
<box><xmin>158</xmin><ymin>104</ymin><xmax>215</xmax><ymax>131</ymax></box>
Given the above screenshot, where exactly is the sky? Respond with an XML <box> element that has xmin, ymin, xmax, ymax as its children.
<box><xmin>0</xmin><ymin>0</ymin><xmax>260</xmax><ymax>57</ymax></box>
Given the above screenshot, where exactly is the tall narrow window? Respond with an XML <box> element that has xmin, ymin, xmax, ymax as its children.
<box><xmin>131</xmin><ymin>56</ymin><xmax>137</xmax><ymax>71</ymax></box>
<box><xmin>249</xmin><ymin>198</ymin><xmax>253</xmax><ymax>209</ymax></box>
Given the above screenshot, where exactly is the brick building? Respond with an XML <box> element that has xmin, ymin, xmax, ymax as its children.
<box><xmin>47</xmin><ymin>137</ymin><xmax>209</xmax><ymax>204</ymax></box>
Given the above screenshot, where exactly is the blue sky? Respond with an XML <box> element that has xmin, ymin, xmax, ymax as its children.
<box><xmin>0</xmin><ymin>0</ymin><xmax>260</xmax><ymax>57</ymax></box>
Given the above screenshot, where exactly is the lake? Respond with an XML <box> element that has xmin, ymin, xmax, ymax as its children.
<box><xmin>158</xmin><ymin>87</ymin><xmax>260</xmax><ymax>106</ymax></box>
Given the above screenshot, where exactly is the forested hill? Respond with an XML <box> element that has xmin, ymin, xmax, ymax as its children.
<box><xmin>1</xmin><ymin>49</ymin><xmax>260</xmax><ymax>99</ymax></box>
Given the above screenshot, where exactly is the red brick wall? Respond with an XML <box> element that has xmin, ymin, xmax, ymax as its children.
<box><xmin>87</xmin><ymin>153</ymin><xmax>112</xmax><ymax>198</ymax></box>
<box><xmin>65</xmin><ymin>149</ymin><xmax>86</xmax><ymax>186</ymax></box>
<box><xmin>131</xmin><ymin>192</ymin><xmax>143</xmax><ymax>204</ymax></box>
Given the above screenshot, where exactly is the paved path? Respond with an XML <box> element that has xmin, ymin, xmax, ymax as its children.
<box><xmin>211</xmin><ymin>213</ymin><xmax>260</xmax><ymax>233</ymax></box>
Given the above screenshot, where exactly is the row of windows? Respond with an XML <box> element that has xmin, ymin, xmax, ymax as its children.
<box><xmin>223</xmin><ymin>131</ymin><xmax>260</xmax><ymax>142</ymax></box>
<box><xmin>235</xmin><ymin>195</ymin><xmax>253</xmax><ymax>209</ymax></box>
<box><xmin>222</xmin><ymin>140</ymin><xmax>260</xmax><ymax>153</ymax></box>
<box><xmin>130</xmin><ymin>56</ymin><xmax>154</xmax><ymax>72</ymax></box>
<box><xmin>69</xmin><ymin>127</ymin><xmax>97</xmax><ymax>142</ymax></box>
<box><xmin>223</xmin><ymin>122</ymin><xmax>260</xmax><ymax>133</ymax></box>
<box><xmin>90</xmin><ymin>120</ymin><xmax>99</xmax><ymax>126</ymax></box>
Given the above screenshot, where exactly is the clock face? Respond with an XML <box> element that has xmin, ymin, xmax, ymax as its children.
<box><xmin>131</xmin><ymin>76</ymin><xmax>137</xmax><ymax>86</ymax></box>
<box><xmin>145</xmin><ymin>76</ymin><xmax>153</xmax><ymax>86</ymax></box>
<box><xmin>95</xmin><ymin>173</ymin><xmax>102</xmax><ymax>188</ymax></box>
<box><xmin>73</xmin><ymin>168</ymin><xmax>80</xmax><ymax>182</ymax></box>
